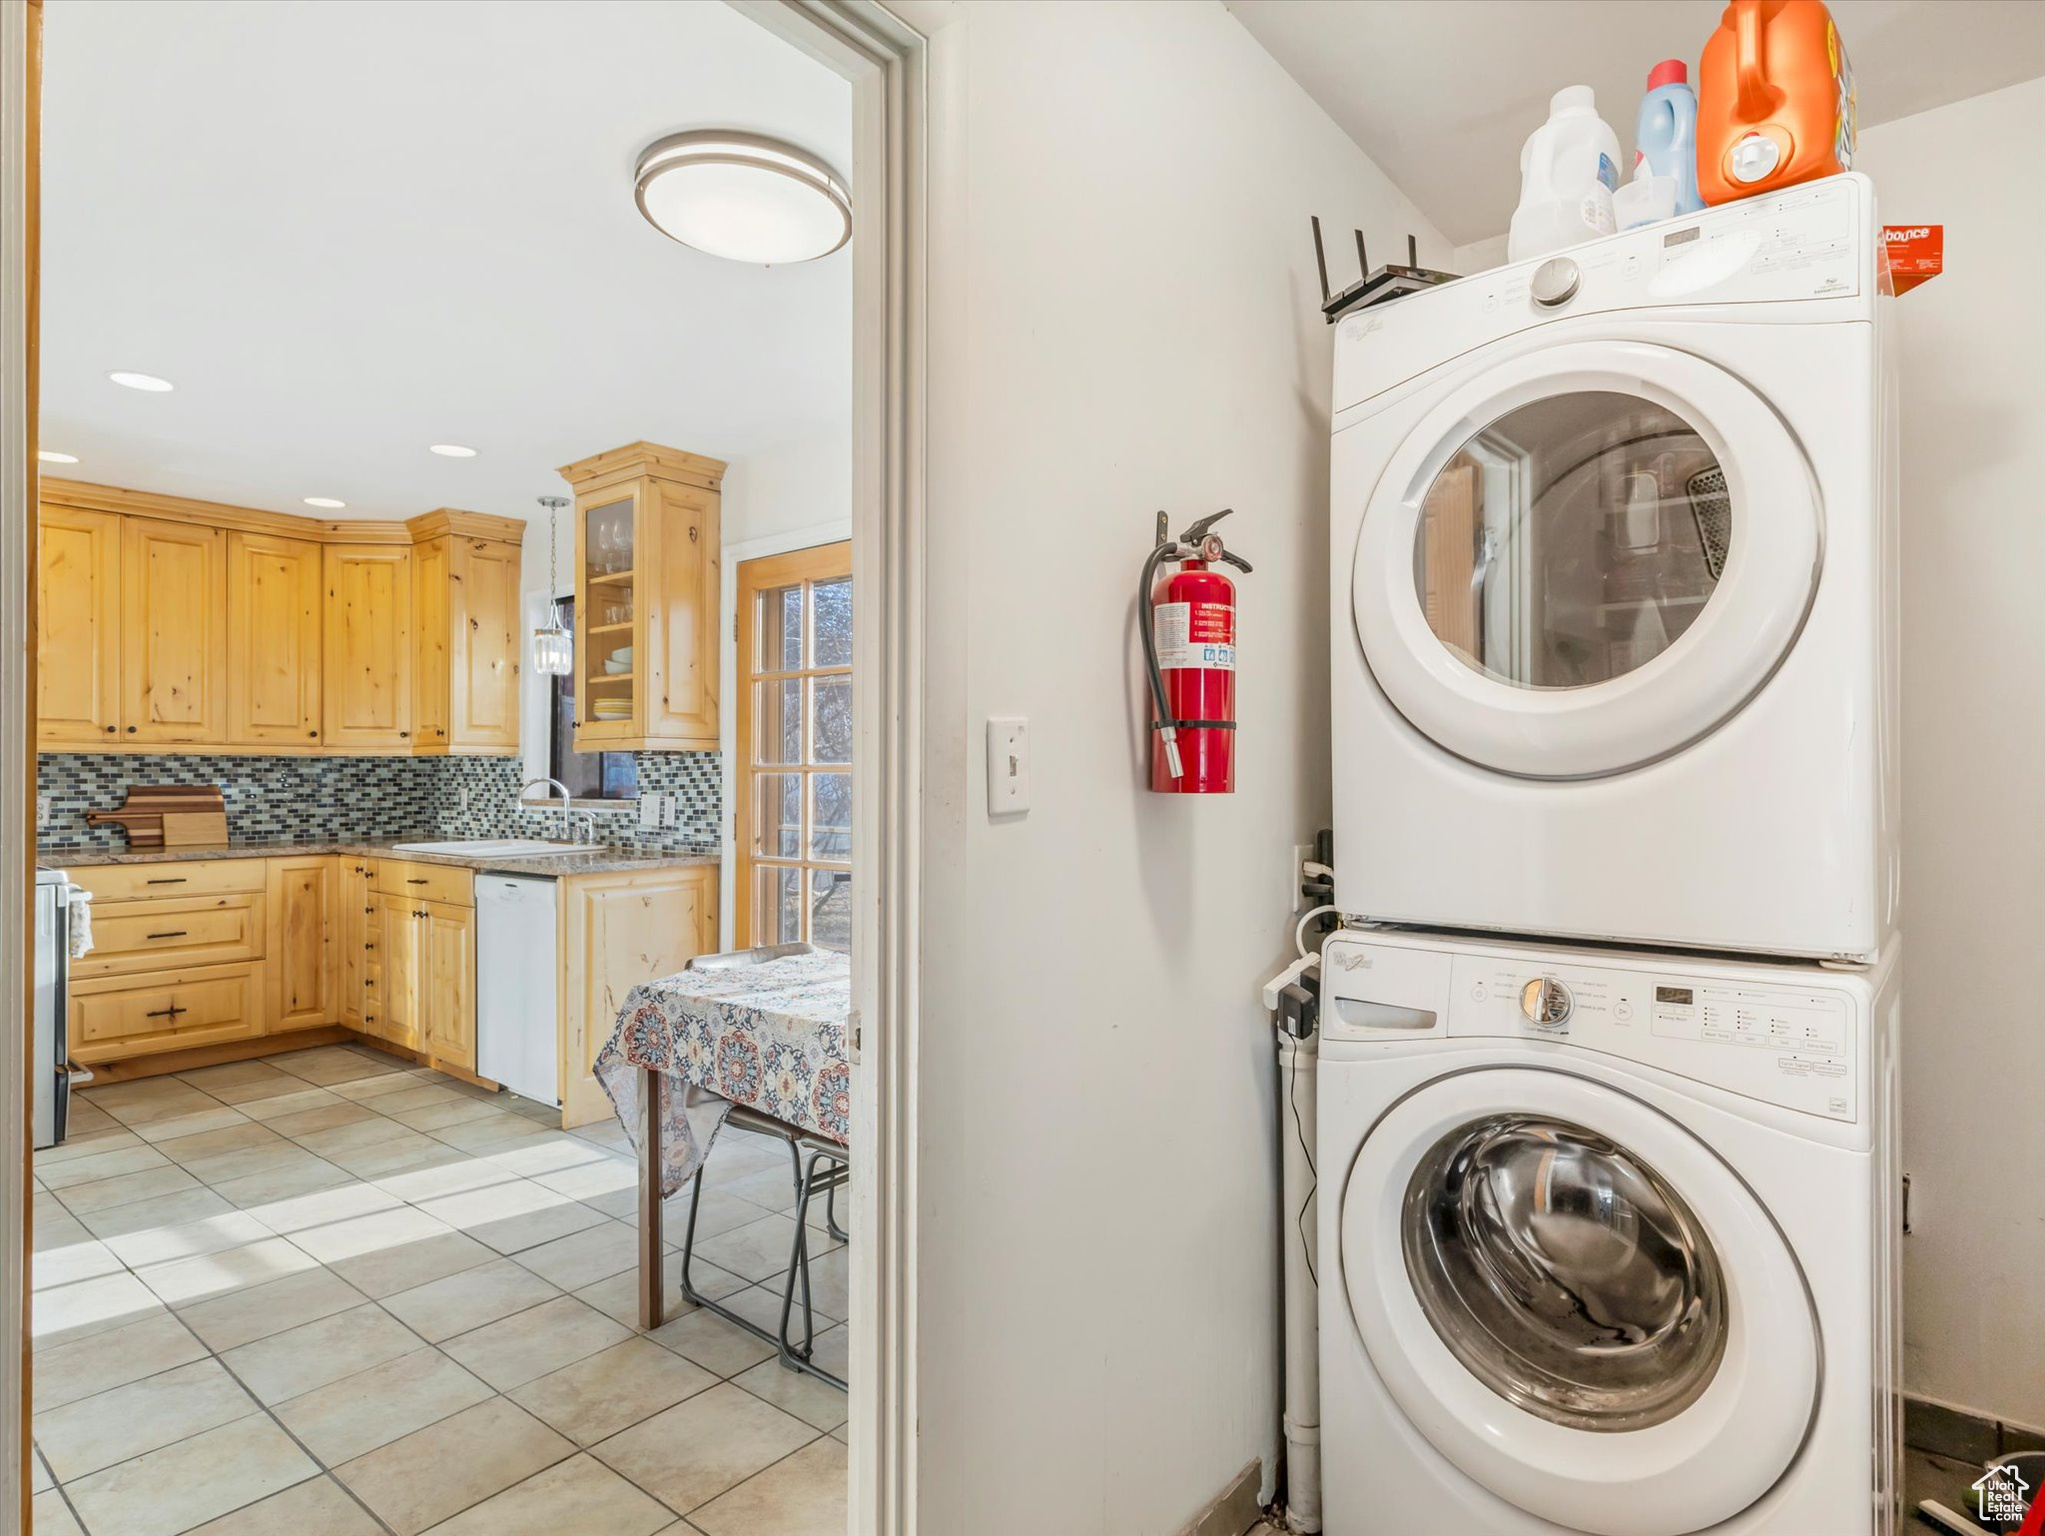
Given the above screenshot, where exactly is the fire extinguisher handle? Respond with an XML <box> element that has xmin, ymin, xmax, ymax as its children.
<box><xmin>1179</xmin><ymin>508</ymin><xmax>1235</xmax><ymax>544</ymax></box>
<box><xmin>1215</xmin><ymin>550</ymin><xmax>1253</xmax><ymax>575</ymax></box>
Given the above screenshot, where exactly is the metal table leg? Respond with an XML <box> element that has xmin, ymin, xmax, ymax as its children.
<box><xmin>639</xmin><ymin>1067</ymin><xmax>663</xmax><ymax>1331</ymax></box>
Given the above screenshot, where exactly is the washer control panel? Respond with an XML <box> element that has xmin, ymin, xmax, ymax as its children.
<box><xmin>1449</xmin><ymin>953</ymin><xmax>1857</xmax><ymax>1123</ymax></box>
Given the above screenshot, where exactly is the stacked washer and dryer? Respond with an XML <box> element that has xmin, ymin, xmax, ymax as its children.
<box><xmin>1317</xmin><ymin>173</ymin><xmax>1901</xmax><ymax>1536</ymax></box>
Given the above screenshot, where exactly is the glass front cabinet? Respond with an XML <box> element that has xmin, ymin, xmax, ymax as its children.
<box><xmin>558</xmin><ymin>441</ymin><xmax>726</xmax><ymax>752</ymax></box>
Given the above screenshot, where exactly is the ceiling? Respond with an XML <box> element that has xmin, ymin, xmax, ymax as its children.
<box><xmin>40</xmin><ymin>0</ymin><xmax>852</xmax><ymax>524</ymax></box>
<box><xmin>1227</xmin><ymin>0</ymin><xmax>2045</xmax><ymax>245</ymax></box>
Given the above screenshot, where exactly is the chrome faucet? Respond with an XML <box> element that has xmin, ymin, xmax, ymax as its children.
<box><xmin>518</xmin><ymin>776</ymin><xmax>575</xmax><ymax>843</ymax></box>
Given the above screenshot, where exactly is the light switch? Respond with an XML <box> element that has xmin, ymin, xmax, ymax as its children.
<box><xmin>986</xmin><ymin>717</ymin><xmax>1029</xmax><ymax>816</ymax></box>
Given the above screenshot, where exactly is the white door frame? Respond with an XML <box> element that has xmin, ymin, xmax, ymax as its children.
<box><xmin>1</xmin><ymin>3</ymin><xmax>929</xmax><ymax>1533</ymax></box>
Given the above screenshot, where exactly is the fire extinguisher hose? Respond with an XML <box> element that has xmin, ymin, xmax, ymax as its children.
<box><xmin>1141</xmin><ymin>541</ymin><xmax>1187</xmax><ymax>781</ymax></box>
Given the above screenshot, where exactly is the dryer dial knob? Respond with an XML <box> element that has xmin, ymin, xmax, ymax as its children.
<box><xmin>1519</xmin><ymin>976</ymin><xmax>1574</xmax><ymax>1030</ymax></box>
<box><xmin>1530</xmin><ymin>257</ymin><xmax>1581</xmax><ymax>308</ymax></box>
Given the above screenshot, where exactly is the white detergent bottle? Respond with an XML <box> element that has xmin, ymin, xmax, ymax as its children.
<box><xmin>1507</xmin><ymin>86</ymin><xmax>1623</xmax><ymax>263</ymax></box>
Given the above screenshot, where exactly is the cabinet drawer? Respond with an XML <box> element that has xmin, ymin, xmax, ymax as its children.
<box><xmin>69</xmin><ymin>963</ymin><xmax>264</xmax><ymax>1063</ymax></box>
<box><xmin>75</xmin><ymin>893</ymin><xmax>264</xmax><ymax>977</ymax></box>
<box><xmin>371</xmin><ymin>860</ymin><xmax>474</xmax><ymax>907</ymax></box>
<box><xmin>74</xmin><ymin>860</ymin><xmax>267</xmax><ymax>903</ymax></box>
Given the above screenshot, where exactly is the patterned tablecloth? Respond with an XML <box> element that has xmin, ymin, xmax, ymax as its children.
<box><xmin>596</xmin><ymin>949</ymin><xmax>852</xmax><ymax>1197</ymax></box>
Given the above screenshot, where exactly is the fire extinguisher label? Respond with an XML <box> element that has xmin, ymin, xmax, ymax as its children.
<box><xmin>1154</xmin><ymin>601</ymin><xmax>1235</xmax><ymax>671</ymax></box>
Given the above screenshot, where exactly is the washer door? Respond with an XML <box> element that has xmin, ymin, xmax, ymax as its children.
<box><xmin>1342</xmin><ymin>1068</ymin><xmax>1819</xmax><ymax>1536</ymax></box>
<box><xmin>1352</xmin><ymin>340</ymin><xmax>1821</xmax><ymax>778</ymax></box>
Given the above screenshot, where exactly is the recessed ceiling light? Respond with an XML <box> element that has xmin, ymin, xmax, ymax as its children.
<box><xmin>37</xmin><ymin>450</ymin><xmax>79</xmax><ymax>464</ymax></box>
<box><xmin>303</xmin><ymin>496</ymin><xmax>346</xmax><ymax>509</ymax></box>
<box><xmin>429</xmin><ymin>444</ymin><xmax>477</xmax><ymax>458</ymax></box>
<box><xmin>108</xmin><ymin>370</ymin><xmax>175</xmax><ymax>392</ymax></box>
<box><xmin>634</xmin><ymin>131</ymin><xmax>850</xmax><ymax>265</ymax></box>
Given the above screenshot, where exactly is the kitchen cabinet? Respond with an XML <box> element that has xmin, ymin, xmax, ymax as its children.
<box><xmin>559</xmin><ymin>441</ymin><xmax>725</xmax><ymax>752</ymax></box>
<box><xmin>337</xmin><ymin>858</ymin><xmax>374</xmax><ymax>1031</ymax></box>
<box><xmin>267</xmin><ymin>856</ymin><xmax>335</xmax><ymax>1032</ymax></box>
<box><xmin>411</xmin><ymin>530</ymin><xmax>523</xmax><ymax>755</ymax></box>
<box><xmin>420</xmin><ymin>900</ymin><xmax>476</xmax><ymax>1071</ymax></box>
<box><xmin>121</xmin><ymin>517</ymin><xmax>227</xmax><ymax>745</ymax></box>
<box><xmin>369</xmin><ymin>891</ymin><xmax>422</xmax><ymax>1051</ymax></box>
<box><xmin>35</xmin><ymin>481</ymin><xmax>522</xmax><ymax>757</ymax></box>
<box><xmin>36</xmin><ymin>505</ymin><xmax>122</xmax><ymax>746</ymax></box>
<box><xmin>324</xmin><ymin>544</ymin><xmax>414</xmax><ymax>750</ymax></box>
<box><xmin>67</xmin><ymin>859</ymin><xmax>269</xmax><ymax>1066</ymax></box>
<box><xmin>227</xmin><ymin>531</ymin><xmax>324</xmax><ymax>746</ymax></box>
<box><xmin>559</xmin><ymin>864</ymin><xmax>718</xmax><ymax>1127</ymax></box>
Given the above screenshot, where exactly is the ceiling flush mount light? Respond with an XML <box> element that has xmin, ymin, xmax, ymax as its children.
<box><xmin>634</xmin><ymin>130</ymin><xmax>850</xmax><ymax>265</ymax></box>
<box><xmin>303</xmin><ymin>496</ymin><xmax>346</xmax><ymax>509</ymax></box>
<box><xmin>532</xmin><ymin>496</ymin><xmax>573</xmax><ymax>677</ymax></box>
<box><xmin>108</xmin><ymin>370</ymin><xmax>174</xmax><ymax>392</ymax></box>
<box><xmin>37</xmin><ymin>450</ymin><xmax>78</xmax><ymax>465</ymax></box>
<box><xmin>430</xmin><ymin>443</ymin><xmax>477</xmax><ymax>458</ymax></box>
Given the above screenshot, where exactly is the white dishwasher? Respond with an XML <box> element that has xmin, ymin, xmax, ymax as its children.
<box><xmin>476</xmin><ymin>874</ymin><xmax>560</xmax><ymax>1107</ymax></box>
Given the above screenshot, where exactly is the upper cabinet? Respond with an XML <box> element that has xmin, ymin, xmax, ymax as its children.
<box><xmin>227</xmin><ymin>531</ymin><xmax>323</xmax><ymax>747</ymax></box>
<box><xmin>559</xmin><ymin>441</ymin><xmax>725</xmax><ymax>752</ymax></box>
<box><xmin>37</xmin><ymin>505</ymin><xmax>122</xmax><ymax>746</ymax></box>
<box><xmin>121</xmin><ymin>517</ymin><xmax>227</xmax><ymax>745</ymax></box>
<box><xmin>324</xmin><ymin>544</ymin><xmax>414</xmax><ymax>750</ymax></box>
<box><xmin>34</xmin><ymin>482</ymin><xmax>523</xmax><ymax>757</ymax></box>
<box><xmin>410</xmin><ymin>528</ymin><xmax>523</xmax><ymax>755</ymax></box>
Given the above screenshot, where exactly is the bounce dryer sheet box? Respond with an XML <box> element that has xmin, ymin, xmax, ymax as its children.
<box><xmin>1881</xmin><ymin>225</ymin><xmax>1942</xmax><ymax>294</ymax></box>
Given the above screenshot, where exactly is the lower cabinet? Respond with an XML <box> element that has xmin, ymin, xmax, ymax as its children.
<box><xmin>266</xmin><ymin>855</ymin><xmax>335</xmax><ymax>1032</ymax></box>
<box><xmin>336</xmin><ymin>859</ymin><xmax>375</xmax><ymax>1031</ymax></box>
<box><xmin>69</xmin><ymin>962</ymin><xmax>266</xmax><ymax>1065</ymax></box>
<box><xmin>559</xmin><ymin>865</ymin><xmax>718</xmax><ymax>1128</ymax></box>
<box><xmin>364</xmin><ymin>863</ymin><xmax>476</xmax><ymax>1074</ymax></box>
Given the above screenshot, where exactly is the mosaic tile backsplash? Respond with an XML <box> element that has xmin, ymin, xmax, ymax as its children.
<box><xmin>37</xmin><ymin>752</ymin><xmax>723</xmax><ymax>855</ymax></box>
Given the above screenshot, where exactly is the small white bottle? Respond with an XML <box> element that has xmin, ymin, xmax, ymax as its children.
<box><xmin>1507</xmin><ymin>86</ymin><xmax>1624</xmax><ymax>263</ymax></box>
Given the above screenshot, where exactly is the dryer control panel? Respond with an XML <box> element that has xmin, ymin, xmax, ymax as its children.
<box><xmin>1321</xmin><ymin>936</ymin><xmax>1861</xmax><ymax>1124</ymax></box>
<box><xmin>1334</xmin><ymin>174</ymin><xmax>1874</xmax><ymax>420</ymax></box>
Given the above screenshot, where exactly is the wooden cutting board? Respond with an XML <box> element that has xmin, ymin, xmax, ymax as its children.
<box><xmin>86</xmin><ymin>786</ymin><xmax>228</xmax><ymax>850</ymax></box>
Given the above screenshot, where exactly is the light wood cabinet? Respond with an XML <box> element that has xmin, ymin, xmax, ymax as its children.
<box><xmin>121</xmin><ymin>517</ymin><xmax>227</xmax><ymax>744</ymax></box>
<box><xmin>37</xmin><ymin>505</ymin><xmax>122</xmax><ymax>746</ymax></box>
<box><xmin>369</xmin><ymin>891</ymin><xmax>422</xmax><ymax>1051</ymax></box>
<box><xmin>36</xmin><ymin>481</ymin><xmax>522</xmax><ymax>757</ymax></box>
<box><xmin>267</xmin><ymin>856</ymin><xmax>335</xmax><ymax>1032</ymax></box>
<box><xmin>559</xmin><ymin>865</ymin><xmax>718</xmax><ymax>1127</ymax></box>
<box><xmin>73</xmin><ymin>893</ymin><xmax>265</xmax><ymax>979</ymax></box>
<box><xmin>336</xmin><ymin>858</ymin><xmax>374</xmax><ymax>1031</ymax></box>
<box><xmin>559</xmin><ymin>442</ymin><xmax>725</xmax><ymax>752</ymax></box>
<box><xmin>449</xmin><ymin>537</ymin><xmax>522</xmax><ymax>752</ymax></box>
<box><xmin>420</xmin><ymin>900</ymin><xmax>476</xmax><ymax>1072</ymax></box>
<box><xmin>227</xmin><ymin>532</ymin><xmax>324</xmax><ymax>747</ymax></box>
<box><xmin>69</xmin><ymin>963</ymin><xmax>265</xmax><ymax>1064</ymax></box>
<box><xmin>324</xmin><ymin>545</ymin><xmax>413</xmax><ymax>750</ymax></box>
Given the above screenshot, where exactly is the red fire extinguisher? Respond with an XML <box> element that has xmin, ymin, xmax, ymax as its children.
<box><xmin>1143</xmin><ymin>509</ymin><xmax>1252</xmax><ymax>794</ymax></box>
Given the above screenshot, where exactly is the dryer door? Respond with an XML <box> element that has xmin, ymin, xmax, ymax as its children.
<box><xmin>1340</xmin><ymin>1067</ymin><xmax>1819</xmax><ymax>1536</ymax></box>
<box><xmin>1351</xmin><ymin>339</ymin><xmax>1821</xmax><ymax>778</ymax></box>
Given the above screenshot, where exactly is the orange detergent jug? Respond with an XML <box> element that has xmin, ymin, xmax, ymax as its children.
<box><xmin>1697</xmin><ymin>0</ymin><xmax>1856</xmax><ymax>205</ymax></box>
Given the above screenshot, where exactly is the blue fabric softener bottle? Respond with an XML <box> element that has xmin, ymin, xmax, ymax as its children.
<box><xmin>1636</xmin><ymin>59</ymin><xmax>1703</xmax><ymax>216</ymax></box>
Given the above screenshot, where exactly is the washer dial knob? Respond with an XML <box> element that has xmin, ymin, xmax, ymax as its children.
<box><xmin>1519</xmin><ymin>976</ymin><xmax>1574</xmax><ymax>1030</ymax></box>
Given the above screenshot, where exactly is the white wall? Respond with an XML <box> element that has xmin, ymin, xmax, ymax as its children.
<box><xmin>1853</xmin><ymin>74</ymin><xmax>2045</xmax><ymax>1430</ymax></box>
<box><xmin>913</xmin><ymin>4</ymin><xmax>1447</xmax><ymax>1530</ymax></box>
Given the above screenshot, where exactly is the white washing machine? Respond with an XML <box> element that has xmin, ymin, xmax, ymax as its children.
<box><xmin>1330</xmin><ymin>173</ymin><xmax>1898</xmax><ymax>960</ymax></box>
<box><xmin>1316</xmin><ymin>928</ymin><xmax>1900</xmax><ymax>1536</ymax></box>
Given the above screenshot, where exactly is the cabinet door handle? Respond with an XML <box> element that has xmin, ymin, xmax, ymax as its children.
<box><xmin>364</xmin><ymin>942</ymin><xmax>376</xmax><ymax>951</ymax></box>
<box><xmin>146</xmin><ymin>877</ymin><xmax>187</xmax><ymax>886</ymax></box>
<box><xmin>145</xmin><ymin>930</ymin><xmax>188</xmax><ymax>941</ymax></box>
<box><xmin>399</xmin><ymin>730</ymin><xmax>410</xmax><ymax>739</ymax></box>
<box><xmin>104</xmin><ymin>725</ymin><xmax>116</xmax><ymax>734</ymax></box>
<box><xmin>364</xmin><ymin>978</ymin><xmax>375</xmax><ymax>988</ymax></box>
<box><xmin>406</xmin><ymin>878</ymin><xmax>429</xmax><ymax>885</ymax></box>
<box><xmin>126</xmin><ymin>725</ymin><xmax>137</xmax><ymax>733</ymax></box>
<box><xmin>144</xmin><ymin>1005</ymin><xmax>187</xmax><ymax>1020</ymax></box>
<box><xmin>308</xmin><ymin>730</ymin><xmax>318</xmax><ymax>738</ymax></box>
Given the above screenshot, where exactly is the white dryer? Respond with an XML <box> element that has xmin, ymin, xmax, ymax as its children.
<box><xmin>1330</xmin><ymin>173</ymin><xmax>1898</xmax><ymax>960</ymax></box>
<box><xmin>1316</xmin><ymin>928</ymin><xmax>1901</xmax><ymax>1536</ymax></box>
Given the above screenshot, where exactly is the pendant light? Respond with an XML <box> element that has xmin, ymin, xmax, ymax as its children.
<box><xmin>532</xmin><ymin>495</ymin><xmax>573</xmax><ymax>677</ymax></box>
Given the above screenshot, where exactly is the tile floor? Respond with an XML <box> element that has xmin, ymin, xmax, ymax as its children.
<box><xmin>30</xmin><ymin>1044</ymin><xmax>849</xmax><ymax>1536</ymax></box>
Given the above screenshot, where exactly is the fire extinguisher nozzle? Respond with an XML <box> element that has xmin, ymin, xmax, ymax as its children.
<box><xmin>1160</xmin><ymin>730</ymin><xmax>1185</xmax><ymax>781</ymax></box>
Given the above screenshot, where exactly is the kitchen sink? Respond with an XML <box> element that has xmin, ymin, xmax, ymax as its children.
<box><xmin>390</xmin><ymin>839</ymin><xmax>603</xmax><ymax>858</ymax></box>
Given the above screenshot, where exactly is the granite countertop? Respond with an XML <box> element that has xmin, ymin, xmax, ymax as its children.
<box><xmin>39</xmin><ymin>837</ymin><xmax>720</xmax><ymax>878</ymax></box>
